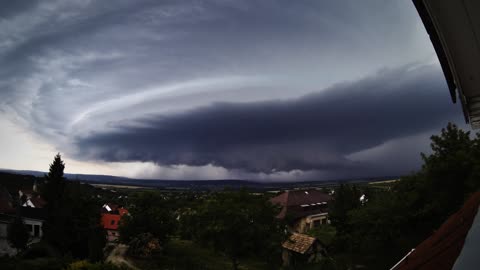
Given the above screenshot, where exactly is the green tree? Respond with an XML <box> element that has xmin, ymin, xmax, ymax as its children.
<box><xmin>127</xmin><ymin>233</ymin><xmax>161</xmax><ymax>258</ymax></box>
<box><xmin>41</xmin><ymin>154</ymin><xmax>105</xmax><ymax>259</ymax></box>
<box><xmin>119</xmin><ymin>191</ymin><xmax>176</xmax><ymax>246</ymax></box>
<box><xmin>7</xmin><ymin>213</ymin><xmax>30</xmax><ymax>251</ymax></box>
<box><xmin>41</xmin><ymin>153</ymin><xmax>67</xmax><ymax>251</ymax></box>
<box><xmin>64</xmin><ymin>181</ymin><xmax>106</xmax><ymax>260</ymax></box>
<box><xmin>42</xmin><ymin>153</ymin><xmax>66</xmax><ymax>210</ymax></box>
<box><xmin>329</xmin><ymin>184</ymin><xmax>361</xmax><ymax>232</ymax></box>
<box><xmin>306</xmin><ymin>224</ymin><xmax>336</xmax><ymax>247</ymax></box>
<box><xmin>421</xmin><ymin>123</ymin><xmax>475</xmax><ymax>219</ymax></box>
<box><xmin>329</xmin><ymin>123</ymin><xmax>480</xmax><ymax>269</ymax></box>
<box><xmin>189</xmin><ymin>190</ymin><xmax>286</xmax><ymax>270</ymax></box>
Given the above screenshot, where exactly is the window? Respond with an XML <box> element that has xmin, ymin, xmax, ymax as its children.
<box><xmin>111</xmin><ymin>220</ymin><xmax>115</xmax><ymax>225</ymax></box>
<box><xmin>26</xmin><ymin>224</ymin><xmax>33</xmax><ymax>233</ymax></box>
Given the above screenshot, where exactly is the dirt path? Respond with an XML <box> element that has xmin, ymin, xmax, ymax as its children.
<box><xmin>106</xmin><ymin>244</ymin><xmax>139</xmax><ymax>270</ymax></box>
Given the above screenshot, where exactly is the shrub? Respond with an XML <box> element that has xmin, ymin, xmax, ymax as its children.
<box><xmin>128</xmin><ymin>233</ymin><xmax>161</xmax><ymax>258</ymax></box>
<box><xmin>65</xmin><ymin>260</ymin><xmax>126</xmax><ymax>270</ymax></box>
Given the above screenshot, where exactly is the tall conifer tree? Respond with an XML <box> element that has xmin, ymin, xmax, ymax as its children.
<box><xmin>43</xmin><ymin>153</ymin><xmax>66</xmax><ymax>210</ymax></box>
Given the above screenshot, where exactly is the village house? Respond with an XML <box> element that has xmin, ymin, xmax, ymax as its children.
<box><xmin>0</xmin><ymin>181</ymin><xmax>48</xmax><ymax>256</ymax></box>
<box><xmin>19</xmin><ymin>207</ymin><xmax>46</xmax><ymax>240</ymax></box>
<box><xmin>0</xmin><ymin>208</ymin><xmax>46</xmax><ymax>256</ymax></box>
<box><xmin>21</xmin><ymin>196</ymin><xmax>46</xmax><ymax>208</ymax></box>
<box><xmin>18</xmin><ymin>180</ymin><xmax>46</xmax><ymax>209</ymax></box>
<box><xmin>100</xmin><ymin>203</ymin><xmax>128</xmax><ymax>242</ymax></box>
<box><xmin>270</xmin><ymin>189</ymin><xmax>332</xmax><ymax>233</ymax></box>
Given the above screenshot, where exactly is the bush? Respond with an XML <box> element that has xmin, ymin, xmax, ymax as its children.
<box><xmin>65</xmin><ymin>260</ymin><xmax>126</xmax><ymax>270</ymax></box>
<box><xmin>128</xmin><ymin>233</ymin><xmax>162</xmax><ymax>258</ymax></box>
<box><xmin>306</xmin><ymin>225</ymin><xmax>337</xmax><ymax>247</ymax></box>
<box><xmin>21</xmin><ymin>241</ymin><xmax>60</xmax><ymax>259</ymax></box>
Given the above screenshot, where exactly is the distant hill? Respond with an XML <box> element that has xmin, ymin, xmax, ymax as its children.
<box><xmin>0</xmin><ymin>168</ymin><xmax>130</xmax><ymax>182</ymax></box>
<box><xmin>0</xmin><ymin>168</ymin><xmax>400</xmax><ymax>191</ymax></box>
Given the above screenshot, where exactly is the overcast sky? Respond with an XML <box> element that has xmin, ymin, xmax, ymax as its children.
<box><xmin>0</xmin><ymin>0</ymin><xmax>467</xmax><ymax>181</ymax></box>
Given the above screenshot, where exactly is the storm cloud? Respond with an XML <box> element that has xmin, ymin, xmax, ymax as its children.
<box><xmin>0</xmin><ymin>0</ymin><xmax>467</xmax><ymax>180</ymax></box>
<box><xmin>75</xmin><ymin>64</ymin><xmax>463</xmax><ymax>174</ymax></box>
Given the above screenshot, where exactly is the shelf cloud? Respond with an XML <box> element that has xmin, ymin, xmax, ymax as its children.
<box><xmin>74</xmin><ymin>64</ymin><xmax>463</xmax><ymax>175</ymax></box>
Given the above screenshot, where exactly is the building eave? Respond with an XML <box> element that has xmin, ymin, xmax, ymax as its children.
<box><xmin>413</xmin><ymin>0</ymin><xmax>480</xmax><ymax>128</ymax></box>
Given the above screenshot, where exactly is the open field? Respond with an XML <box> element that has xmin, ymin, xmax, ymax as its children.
<box><xmin>90</xmin><ymin>183</ymin><xmax>155</xmax><ymax>190</ymax></box>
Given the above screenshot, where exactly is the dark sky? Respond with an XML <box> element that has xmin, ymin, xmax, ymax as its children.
<box><xmin>0</xmin><ymin>0</ymin><xmax>466</xmax><ymax>180</ymax></box>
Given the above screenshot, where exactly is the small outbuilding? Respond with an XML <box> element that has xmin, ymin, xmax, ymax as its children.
<box><xmin>281</xmin><ymin>233</ymin><xmax>325</xmax><ymax>267</ymax></box>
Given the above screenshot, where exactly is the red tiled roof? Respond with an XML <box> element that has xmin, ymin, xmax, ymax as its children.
<box><xmin>101</xmin><ymin>208</ymin><xmax>128</xmax><ymax>230</ymax></box>
<box><xmin>101</xmin><ymin>213</ymin><xmax>122</xmax><ymax>230</ymax></box>
<box><xmin>271</xmin><ymin>189</ymin><xmax>332</xmax><ymax>206</ymax></box>
<box><xmin>270</xmin><ymin>189</ymin><xmax>332</xmax><ymax>219</ymax></box>
<box><xmin>282</xmin><ymin>233</ymin><xmax>318</xmax><ymax>254</ymax></box>
<box><xmin>391</xmin><ymin>191</ymin><xmax>480</xmax><ymax>270</ymax></box>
